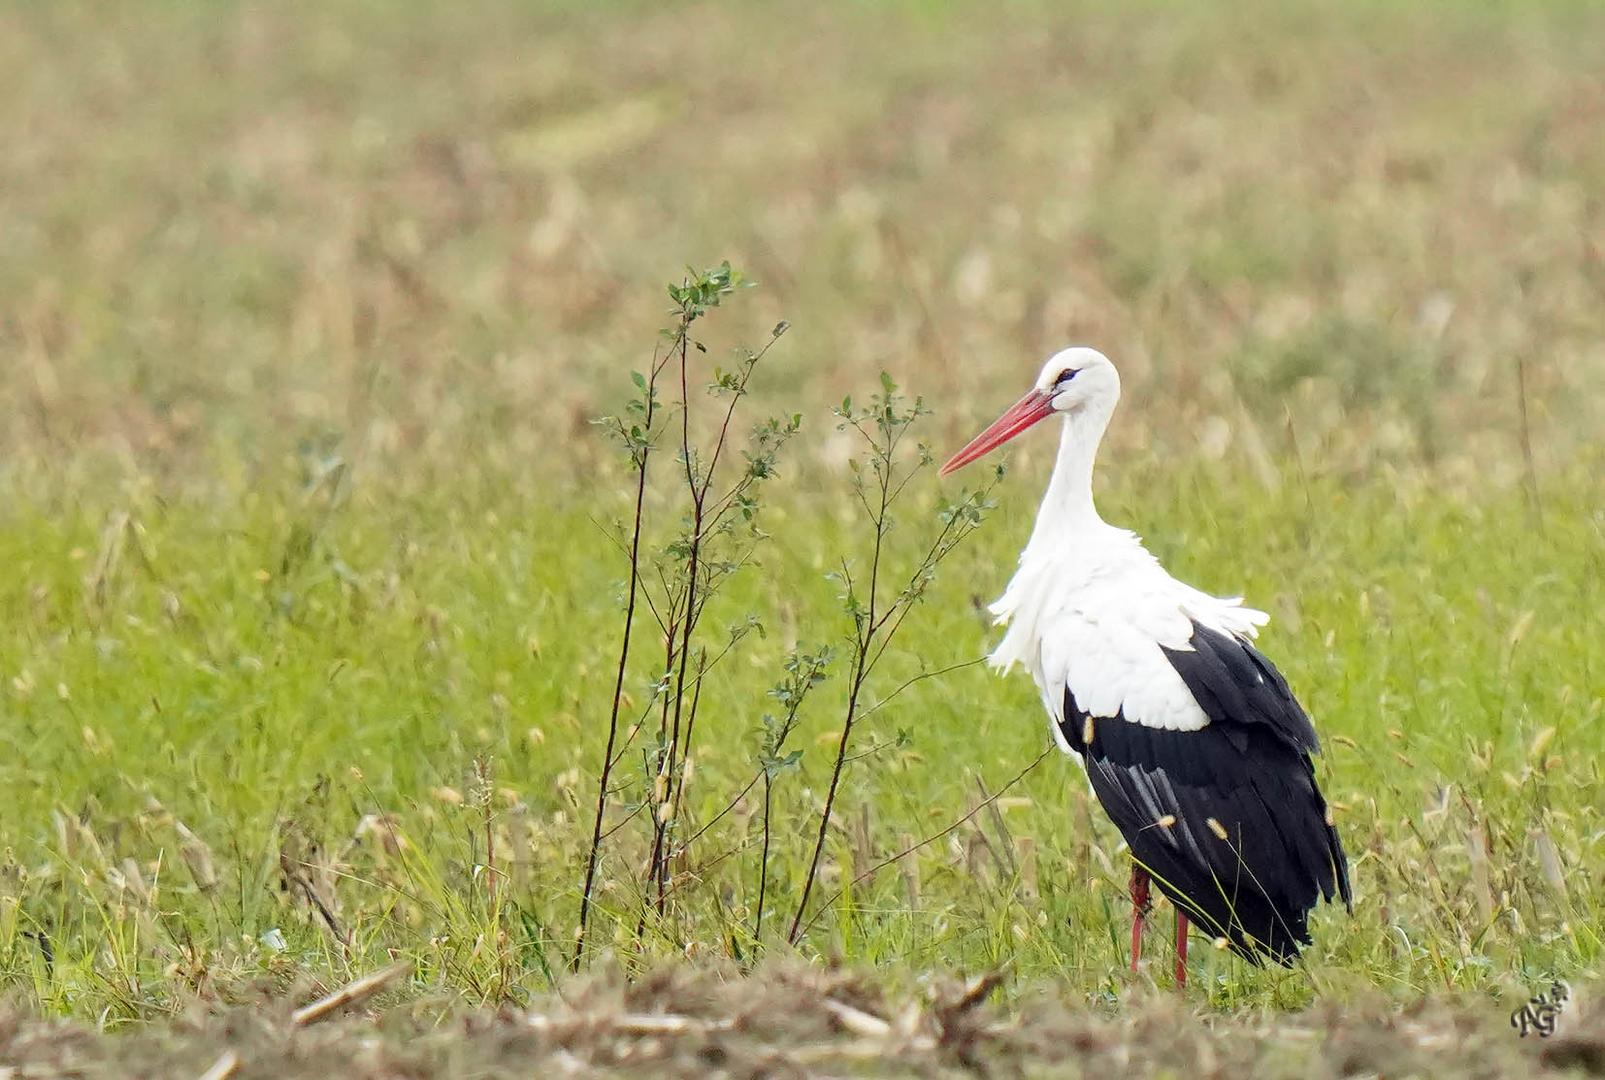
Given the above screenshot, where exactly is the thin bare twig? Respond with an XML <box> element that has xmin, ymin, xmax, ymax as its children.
<box><xmin>665</xmin><ymin>648</ymin><xmax>708</xmax><ymax>856</ymax></box>
<box><xmin>789</xmin><ymin>415</ymin><xmax>894</xmax><ymax>943</ymax></box>
<box><xmin>194</xmin><ymin>1050</ymin><xmax>240</xmax><ymax>1080</ymax></box>
<box><xmin>823</xmin><ymin>998</ymin><xmax>893</xmax><ymax>1038</ymax></box>
<box><xmin>680</xmin><ymin>772</ymin><xmax>762</xmax><ymax>849</ymax></box>
<box><xmin>795</xmin><ymin>748</ymin><xmax>1052</xmax><ymax>941</ymax></box>
<box><xmin>1515</xmin><ymin>354</ymin><xmax>1544</xmax><ymax>534</ymax></box>
<box><xmin>575</xmin><ymin>345</ymin><xmax>670</xmax><ymax>969</ymax></box>
<box><xmin>753</xmin><ymin>772</ymin><xmax>777</xmax><ymax>941</ymax></box>
<box><xmin>649</xmin><ymin>331</ymin><xmax>706</xmax><ymax>916</ymax></box>
<box><xmin>790</xmin><ymin>397</ymin><xmax>996</xmax><ymax>943</ymax></box>
<box><xmin>291</xmin><ymin>961</ymin><xmax>413</xmax><ymax>1026</ymax></box>
<box><xmin>279</xmin><ymin>851</ymin><xmax>350</xmax><ymax>948</ymax></box>
<box><xmin>853</xmin><ymin>657</ymin><xmax>986</xmax><ymax>724</ymax></box>
<box><xmin>526</xmin><ymin>1013</ymin><xmax>737</xmax><ymax>1036</ymax></box>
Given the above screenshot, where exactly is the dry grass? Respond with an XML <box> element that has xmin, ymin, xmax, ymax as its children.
<box><xmin>1</xmin><ymin>964</ymin><xmax>1601</xmax><ymax>1078</ymax></box>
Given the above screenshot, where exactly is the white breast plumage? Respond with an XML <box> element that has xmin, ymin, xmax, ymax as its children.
<box><xmin>989</xmin><ymin>523</ymin><xmax>1268</xmax><ymax>738</ymax></box>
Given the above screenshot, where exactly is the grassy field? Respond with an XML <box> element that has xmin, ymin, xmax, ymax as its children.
<box><xmin>2</xmin><ymin>0</ymin><xmax>1603</xmax><ymax>1072</ymax></box>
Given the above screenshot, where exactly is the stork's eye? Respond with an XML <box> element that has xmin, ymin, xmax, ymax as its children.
<box><xmin>1053</xmin><ymin>368</ymin><xmax>1078</xmax><ymax>387</ymax></box>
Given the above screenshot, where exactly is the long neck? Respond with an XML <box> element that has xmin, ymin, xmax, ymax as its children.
<box><xmin>1024</xmin><ymin>409</ymin><xmax>1111</xmax><ymax>554</ymax></box>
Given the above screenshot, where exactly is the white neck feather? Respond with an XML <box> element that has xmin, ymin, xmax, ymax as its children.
<box><xmin>989</xmin><ymin>403</ymin><xmax>1121</xmax><ymax>673</ymax></box>
<box><xmin>1022</xmin><ymin>405</ymin><xmax>1115</xmax><ymax>557</ymax></box>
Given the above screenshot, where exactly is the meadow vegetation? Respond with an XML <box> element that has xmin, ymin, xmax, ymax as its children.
<box><xmin>0</xmin><ymin>0</ymin><xmax>1602</xmax><ymax>1071</ymax></box>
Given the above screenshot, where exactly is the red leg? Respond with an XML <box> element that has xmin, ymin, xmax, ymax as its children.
<box><xmin>1174</xmin><ymin>911</ymin><xmax>1189</xmax><ymax>988</ymax></box>
<box><xmin>1128</xmin><ymin>865</ymin><xmax>1151</xmax><ymax>972</ymax></box>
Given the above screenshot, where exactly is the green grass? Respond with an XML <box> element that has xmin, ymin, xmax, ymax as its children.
<box><xmin>0</xmin><ymin>0</ymin><xmax>1603</xmax><ymax>1048</ymax></box>
<box><xmin>1</xmin><ymin>447</ymin><xmax>1600</xmax><ymax>1017</ymax></box>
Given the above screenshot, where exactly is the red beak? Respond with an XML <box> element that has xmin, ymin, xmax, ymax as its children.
<box><xmin>939</xmin><ymin>388</ymin><xmax>1056</xmax><ymax>476</ymax></box>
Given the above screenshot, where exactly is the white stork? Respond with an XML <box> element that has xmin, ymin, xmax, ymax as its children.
<box><xmin>941</xmin><ymin>347</ymin><xmax>1350</xmax><ymax>985</ymax></box>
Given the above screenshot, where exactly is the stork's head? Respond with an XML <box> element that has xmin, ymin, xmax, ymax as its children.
<box><xmin>939</xmin><ymin>347</ymin><xmax>1120</xmax><ymax>476</ymax></box>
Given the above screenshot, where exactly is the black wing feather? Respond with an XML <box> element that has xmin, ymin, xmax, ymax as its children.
<box><xmin>1061</xmin><ymin>621</ymin><xmax>1350</xmax><ymax>964</ymax></box>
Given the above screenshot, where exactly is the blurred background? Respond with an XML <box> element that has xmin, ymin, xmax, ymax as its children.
<box><xmin>4</xmin><ymin>0</ymin><xmax>1601</xmax><ymax>492</ymax></box>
